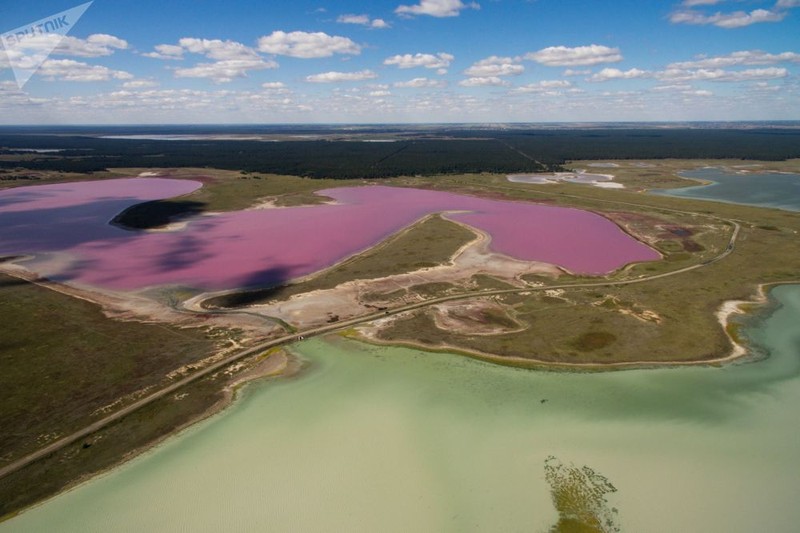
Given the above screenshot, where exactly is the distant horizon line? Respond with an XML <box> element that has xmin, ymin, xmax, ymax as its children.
<box><xmin>1</xmin><ymin>120</ymin><xmax>800</xmax><ymax>128</ymax></box>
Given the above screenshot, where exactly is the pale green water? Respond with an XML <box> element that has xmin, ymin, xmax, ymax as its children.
<box><xmin>5</xmin><ymin>285</ymin><xmax>800</xmax><ymax>532</ymax></box>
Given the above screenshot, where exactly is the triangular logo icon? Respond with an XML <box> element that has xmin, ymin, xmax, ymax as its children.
<box><xmin>1</xmin><ymin>1</ymin><xmax>93</xmax><ymax>89</ymax></box>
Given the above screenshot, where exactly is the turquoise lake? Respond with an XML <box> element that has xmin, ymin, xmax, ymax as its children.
<box><xmin>4</xmin><ymin>284</ymin><xmax>800</xmax><ymax>532</ymax></box>
<box><xmin>653</xmin><ymin>167</ymin><xmax>800</xmax><ymax>211</ymax></box>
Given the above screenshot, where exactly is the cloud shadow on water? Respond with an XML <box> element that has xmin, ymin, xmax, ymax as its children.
<box><xmin>203</xmin><ymin>264</ymin><xmax>304</xmax><ymax>308</ymax></box>
<box><xmin>155</xmin><ymin>233</ymin><xmax>215</xmax><ymax>273</ymax></box>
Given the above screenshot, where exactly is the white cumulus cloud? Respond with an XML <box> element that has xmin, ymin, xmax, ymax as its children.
<box><xmin>174</xmin><ymin>59</ymin><xmax>277</xmax><ymax>83</ymax></box>
<box><xmin>37</xmin><ymin>59</ymin><xmax>132</xmax><ymax>82</ymax></box>
<box><xmin>459</xmin><ymin>76</ymin><xmax>510</xmax><ymax>87</ymax></box>
<box><xmin>178</xmin><ymin>38</ymin><xmax>254</xmax><ymax>61</ymax></box>
<box><xmin>512</xmin><ymin>80</ymin><xmax>572</xmax><ymax>93</ymax></box>
<box><xmin>589</xmin><ymin>68</ymin><xmax>651</xmax><ymax>82</ymax></box>
<box><xmin>395</xmin><ymin>0</ymin><xmax>479</xmax><ymax>18</ymax></box>
<box><xmin>147</xmin><ymin>38</ymin><xmax>277</xmax><ymax>83</ymax></box>
<box><xmin>464</xmin><ymin>56</ymin><xmax>524</xmax><ymax>77</ymax></box>
<box><xmin>54</xmin><ymin>34</ymin><xmax>128</xmax><ymax>57</ymax></box>
<box><xmin>122</xmin><ymin>79</ymin><xmax>159</xmax><ymax>89</ymax></box>
<box><xmin>258</xmin><ymin>31</ymin><xmax>361</xmax><ymax>58</ymax></box>
<box><xmin>2</xmin><ymin>33</ymin><xmax>128</xmax><ymax>59</ymax></box>
<box><xmin>669</xmin><ymin>50</ymin><xmax>800</xmax><ymax>69</ymax></box>
<box><xmin>656</xmin><ymin>67</ymin><xmax>788</xmax><ymax>82</ymax></box>
<box><xmin>394</xmin><ymin>77</ymin><xmax>446</xmax><ymax>88</ymax></box>
<box><xmin>305</xmin><ymin>70</ymin><xmax>378</xmax><ymax>83</ymax></box>
<box><xmin>337</xmin><ymin>14</ymin><xmax>390</xmax><ymax>29</ymax></box>
<box><xmin>670</xmin><ymin>8</ymin><xmax>786</xmax><ymax>28</ymax></box>
<box><xmin>563</xmin><ymin>68</ymin><xmax>591</xmax><ymax>77</ymax></box>
<box><xmin>650</xmin><ymin>83</ymin><xmax>693</xmax><ymax>92</ymax></box>
<box><xmin>525</xmin><ymin>45</ymin><xmax>623</xmax><ymax>66</ymax></box>
<box><xmin>384</xmin><ymin>52</ymin><xmax>453</xmax><ymax>70</ymax></box>
<box><xmin>143</xmin><ymin>44</ymin><xmax>184</xmax><ymax>60</ymax></box>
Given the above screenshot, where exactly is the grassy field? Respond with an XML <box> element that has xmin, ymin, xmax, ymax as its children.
<box><xmin>0</xmin><ymin>274</ymin><xmax>222</xmax><ymax>467</ymax></box>
<box><xmin>0</xmin><ymin>168</ymin><xmax>119</xmax><ymax>190</ymax></box>
<box><xmin>0</xmin><ymin>271</ymin><xmax>285</xmax><ymax>520</ymax></box>
<box><xmin>0</xmin><ymin>368</ymin><xmax>229</xmax><ymax>519</ymax></box>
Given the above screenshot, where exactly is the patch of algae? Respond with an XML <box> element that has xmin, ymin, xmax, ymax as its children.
<box><xmin>544</xmin><ymin>456</ymin><xmax>621</xmax><ymax>533</ymax></box>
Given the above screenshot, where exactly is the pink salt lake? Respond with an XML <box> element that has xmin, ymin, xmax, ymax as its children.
<box><xmin>0</xmin><ymin>178</ymin><xmax>659</xmax><ymax>291</ymax></box>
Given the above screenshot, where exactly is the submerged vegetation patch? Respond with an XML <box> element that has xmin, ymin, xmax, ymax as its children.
<box><xmin>544</xmin><ymin>456</ymin><xmax>620</xmax><ymax>533</ymax></box>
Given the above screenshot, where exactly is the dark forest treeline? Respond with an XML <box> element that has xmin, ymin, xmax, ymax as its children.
<box><xmin>1</xmin><ymin>128</ymin><xmax>799</xmax><ymax>178</ymax></box>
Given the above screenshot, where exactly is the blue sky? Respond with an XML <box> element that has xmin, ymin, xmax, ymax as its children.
<box><xmin>1</xmin><ymin>0</ymin><xmax>798</xmax><ymax>123</ymax></box>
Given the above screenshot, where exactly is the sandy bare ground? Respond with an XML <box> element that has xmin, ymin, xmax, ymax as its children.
<box><xmin>430</xmin><ymin>299</ymin><xmax>526</xmax><ymax>336</ymax></box>
<box><xmin>143</xmin><ymin>221</ymin><xmax>190</xmax><ymax>233</ymax></box>
<box><xmin>185</xmin><ymin>218</ymin><xmax>561</xmax><ymax>330</ymax></box>
<box><xmin>507</xmin><ymin>170</ymin><xmax>623</xmax><ymax>188</ymax></box>
<box><xmin>717</xmin><ymin>300</ymin><xmax>749</xmax><ymax>359</ymax></box>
